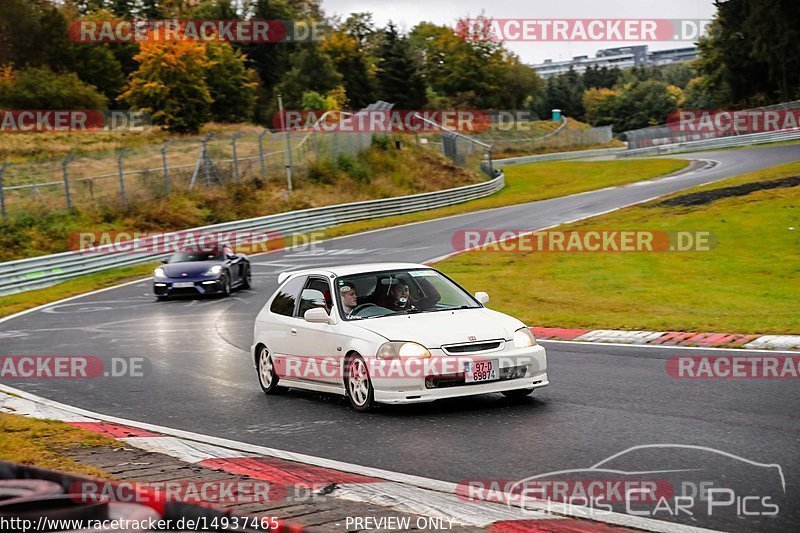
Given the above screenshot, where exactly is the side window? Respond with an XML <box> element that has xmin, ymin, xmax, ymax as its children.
<box><xmin>270</xmin><ymin>276</ymin><xmax>306</xmax><ymax>316</ymax></box>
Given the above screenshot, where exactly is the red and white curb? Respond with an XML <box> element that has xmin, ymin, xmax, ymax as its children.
<box><xmin>0</xmin><ymin>384</ymin><xmax>721</xmax><ymax>532</ymax></box>
<box><xmin>531</xmin><ymin>327</ymin><xmax>800</xmax><ymax>351</ymax></box>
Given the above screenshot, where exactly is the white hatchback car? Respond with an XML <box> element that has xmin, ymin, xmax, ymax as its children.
<box><xmin>252</xmin><ymin>263</ymin><xmax>548</xmax><ymax>411</ymax></box>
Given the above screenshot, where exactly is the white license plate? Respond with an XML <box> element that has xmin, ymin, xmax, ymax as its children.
<box><xmin>172</xmin><ymin>281</ymin><xmax>195</xmax><ymax>288</ymax></box>
<box><xmin>464</xmin><ymin>359</ymin><xmax>499</xmax><ymax>383</ymax></box>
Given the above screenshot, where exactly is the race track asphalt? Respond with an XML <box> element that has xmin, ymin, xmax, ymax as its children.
<box><xmin>3</xmin><ymin>143</ymin><xmax>799</xmax><ymax>532</ymax></box>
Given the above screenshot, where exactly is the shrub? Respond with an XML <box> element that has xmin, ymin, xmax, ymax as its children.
<box><xmin>0</xmin><ymin>67</ymin><xmax>108</xmax><ymax>109</ymax></box>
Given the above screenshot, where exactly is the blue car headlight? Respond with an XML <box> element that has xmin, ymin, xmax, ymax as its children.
<box><xmin>203</xmin><ymin>265</ymin><xmax>223</xmax><ymax>276</ymax></box>
<box><xmin>154</xmin><ymin>267</ymin><xmax>166</xmax><ymax>278</ymax></box>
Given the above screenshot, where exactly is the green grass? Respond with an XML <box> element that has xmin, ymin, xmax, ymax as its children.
<box><xmin>0</xmin><ymin>158</ymin><xmax>687</xmax><ymax>318</ymax></box>
<box><xmin>0</xmin><ymin>263</ymin><xmax>157</xmax><ymax>318</ymax></box>
<box><xmin>436</xmin><ymin>161</ymin><xmax>800</xmax><ymax>334</ymax></box>
<box><xmin>0</xmin><ymin>413</ymin><xmax>116</xmax><ymax>477</ymax></box>
<box><xmin>324</xmin><ymin>158</ymin><xmax>688</xmax><ymax>238</ymax></box>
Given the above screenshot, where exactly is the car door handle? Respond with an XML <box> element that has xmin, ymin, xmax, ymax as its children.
<box><xmin>291</xmin><ymin>328</ymin><xmax>297</xmax><ymax>335</ymax></box>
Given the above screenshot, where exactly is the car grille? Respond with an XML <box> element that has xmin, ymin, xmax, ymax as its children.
<box><xmin>441</xmin><ymin>340</ymin><xmax>503</xmax><ymax>355</ymax></box>
<box><xmin>425</xmin><ymin>364</ymin><xmax>528</xmax><ymax>389</ymax></box>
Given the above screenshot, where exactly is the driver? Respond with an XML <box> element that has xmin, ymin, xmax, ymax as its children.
<box><xmin>385</xmin><ymin>279</ymin><xmax>441</xmax><ymax>312</ymax></box>
<box><xmin>340</xmin><ymin>282</ymin><xmax>359</xmax><ymax>315</ymax></box>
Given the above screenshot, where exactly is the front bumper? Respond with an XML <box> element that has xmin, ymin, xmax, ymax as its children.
<box><xmin>153</xmin><ymin>276</ymin><xmax>224</xmax><ymax>296</ymax></box>
<box><xmin>371</xmin><ymin>344</ymin><xmax>548</xmax><ymax>404</ymax></box>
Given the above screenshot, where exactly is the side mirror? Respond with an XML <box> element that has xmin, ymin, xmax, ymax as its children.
<box><xmin>160</xmin><ymin>258</ymin><xmax>169</xmax><ymax>264</ymax></box>
<box><xmin>304</xmin><ymin>307</ymin><xmax>330</xmax><ymax>324</ymax></box>
<box><xmin>474</xmin><ymin>291</ymin><xmax>489</xmax><ymax>305</ymax></box>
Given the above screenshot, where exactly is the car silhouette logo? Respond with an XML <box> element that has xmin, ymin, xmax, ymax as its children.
<box><xmin>182</xmin><ymin>273</ymin><xmax>188</xmax><ymax>277</ymax></box>
<box><xmin>468</xmin><ymin>335</ymin><xmax>477</xmax><ymax>341</ymax></box>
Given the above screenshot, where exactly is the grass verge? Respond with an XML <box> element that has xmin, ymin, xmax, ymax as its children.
<box><xmin>436</xmin><ymin>160</ymin><xmax>800</xmax><ymax>334</ymax></box>
<box><xmin>0</xmin><ymin>158</ymin><xmax>687</xmax><ymax>319</ymax></box>
<box><xmin>0</xmin><ymin>412</ymin><xmax>115</xmax><ymax>477</ymax></box>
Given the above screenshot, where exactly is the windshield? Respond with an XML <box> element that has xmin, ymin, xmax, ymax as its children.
<box><xmin>168</xmin><ymin>252</ymin><xmax>224</xmax><ymax>263</ymax></box>
<box><xmin>335</xmin><ymin>268</ymin><xmax>481</xmax><ymax>320</ymax></box>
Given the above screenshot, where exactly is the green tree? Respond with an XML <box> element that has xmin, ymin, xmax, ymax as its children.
<box><xmin>694</xmin><ymin>0</ymin><xmax>800</xmax><ymax>106</ymax></box>
<box><xmin>276</xmin><ymin>43</ymin><xmax>343</xmax><ymax>108</ymax></box>
<box><xmin>582</xmin><ymin>65</ymin><xmax>620</xmax><ymax>89</ymax></box>
<box><xmin>0</xmin><ymin>66</ymin><xmax>108</xmax><ymax>109</ymax></box>
<box><xmin>205</xmin><ymin>41</ymin><xmax>257</xmax><ymax>122</ymax></box>
<box><xmin>613</xmin><ymin>80</ymin><xmax>682</xmax><ymax>131</ymax></box>
<box><xmin>376</xmin><ymin>23</ymin><xmax>426</xmax><ymax>108</ymax></box>
<box><xmin>323</xmin><ymin>31</ymin><xmax>376</xmax><ymax>108</ymax></box>
<box><xmin>582</xmin><ymin>87</ymin><xmax>620</xmax><ymax>126</ymax></box>
<box><xmin>121</xmin><ymin>40</ymin><xmax>212</xmax><ymax>133</ymax></box>
<box><xmin>538</xmin><ymin>68</ymin><xmax>585</xmax><ymax>120</ymax></box>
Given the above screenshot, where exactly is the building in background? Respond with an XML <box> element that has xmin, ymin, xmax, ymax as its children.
<box><xmin>531</xmin><ymin>45</ymin><xmax>697</xmax><ymax>78</ymax></box>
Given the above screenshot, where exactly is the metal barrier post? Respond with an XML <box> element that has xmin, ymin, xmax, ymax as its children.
<box><xmin>0</xmin><ymin>162</ymin><xmax>8</xmax><ymax>220</ymax></box>
<box><xmin>231</xmin><ymin>132</ymin><xmax>241</xmax><ymax>180</ymax></box>
<box><xmin>278</xmin><ymin>94</ymin><xmax>293</xmax><ymax>192</ymax></box>
<box><xmin>258</xmin><ymin>129</ymin><xmax>268</xmax><ymax>178</ymax></box>
<box><xmin>161</xmin><ymin>140</ymin><xmax>173</xmax><ymax>194</ymax></box>
<box><xmin>62</xmin><ymin>153</ymin><xmax>73</xmax><ymax>210</ymax></box>
<box><xmin>117</xmin><ymin>148</ymin><xmax>129</xmax><ymax>209</ymax></box>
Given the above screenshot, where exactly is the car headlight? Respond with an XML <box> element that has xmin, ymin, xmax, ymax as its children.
<box><xmin>154</xmin><ymin>267</ymin><xmax>166</xmax><ymax>278</ymax></box>
<box><xmin>376</xmin><ymin>341</ymin><xmax>431</xmax><ymax>360</ymax></box>
<box><xmin>513</xmin><ymin>327</ymin><xmax>537</xmax><ymax>348</ymax></box>
<box><xmin>203</xmin><ymin>265</ymin><xmax>223</xmax><ymax>276</ymax></box>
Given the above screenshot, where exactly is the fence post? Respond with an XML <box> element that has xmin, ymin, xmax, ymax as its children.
<box><xmin>0</xmin><ymin>162</ymin><xmax>8</xmax><ymax>220</ymax></box>
<box><xmin>161</xmin><ymin>140</ymin><xmax>173</xmax><ymax>194</ymax></box>
<box><xmin>62</xmin><ymin>152</ymin><xmax>73</xmax><ymax>210</ymax></box>
<box><xmin>117</xmin><ymin>148</ymin><xmax>129</xmax><ymax>209</ymax></box>
<box><xmin>277</xmin><ymin>94</ymin><xmax>293</xmax><ymax>192</ymax></box>
<box><xmin>231</xmin><ymin>132</ymin><xmax>241</xmax><ymax>180</ymax></box>
<box><xmin>202</xmin><ymin>133</ymin><xmax>213</xmax><ymax>188</ymax></box>
<box><xmin>258</xmin><ymin>129</ymin><xmax>268</xmax><ymax>178</ymax></box>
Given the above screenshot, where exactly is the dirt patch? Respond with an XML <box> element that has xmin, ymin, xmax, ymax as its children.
<box><xmin>656</xmin><ymin>176</ymin><xmax>800</xmax><ymax>207</ymax></box>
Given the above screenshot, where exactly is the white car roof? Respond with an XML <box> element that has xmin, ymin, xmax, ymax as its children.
<box><xmin>278</xmin><ymin>262</ymin><xmax>432</xmax><ymax>284</ymax></box>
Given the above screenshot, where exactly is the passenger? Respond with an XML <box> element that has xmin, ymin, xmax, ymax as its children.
<box><xmin>340</xmin><ymin>282</ymin><xmax>359</xmax><ymax>315</ymax></box>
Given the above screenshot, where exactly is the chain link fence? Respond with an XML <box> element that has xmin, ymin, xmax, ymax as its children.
<box><xmin>0</xmin><ymin>102</ymin><xmax>395</xmax><ymax>220</ymax></box>
<box><xmin>624</xmin><ymin>100</ymin><xmax>800</xmax><ymax>149</ymax></box>
<box><xmin>414</xmin><ymin>115</ymin><xmax>614</xmax><ymax>172</ymax></box>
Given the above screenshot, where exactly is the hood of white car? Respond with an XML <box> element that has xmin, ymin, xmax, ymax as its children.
<box><xmin>350</xmin><ymin>308</ymin><xmax>524</xmax><ymax>348</ymax></box>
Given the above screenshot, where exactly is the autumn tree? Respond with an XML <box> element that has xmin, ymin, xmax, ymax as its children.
<box><xmin>121</xmin><ymin>40</ymin><xmax>212</xmax><ymax>133</ymax></box>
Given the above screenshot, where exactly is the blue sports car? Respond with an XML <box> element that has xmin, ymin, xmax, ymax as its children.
<box><xmin>153</xmin><ymin>247</ymin><xmax>251</xmax><ymax>300</ymax></box>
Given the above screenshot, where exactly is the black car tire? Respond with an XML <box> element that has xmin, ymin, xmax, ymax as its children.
<box><xmin>221</xmin><ymin>273</ymin><xmax>231</xmax><ymax>296</ymax></box>
<box><xmin>241</xmin><ymin>264</ymin><xmax>251</xmax><ymax>289</ymax></box>
<box><xmin>501</xmin><ymin>388</ymin><xmax>534</xmax><ymax>400</ymax></box>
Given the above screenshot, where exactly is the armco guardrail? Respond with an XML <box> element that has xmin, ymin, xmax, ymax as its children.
<box><xmin>617</xmin><ymin>128</ymin><xmax>800</xmax><ymax>157</ymax></box>
<box><xmin>0</xmin><ymin>174</ymin><xmax>504</xmax><ymax>296</ymax></box>
<box><xmin>487</xmin><ymin>146</ymin><xmax>628</xmax><ymax>169</ymax></box>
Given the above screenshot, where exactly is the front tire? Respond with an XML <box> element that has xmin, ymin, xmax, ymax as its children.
<box><xmin>257</xmin><ymin>347</ymin><xmax>285</xmax><ymax>395</ymax></box>
<box><xmin>241</xmin><ymin>264</ymin><xmax>251</xmax><ymax>289</ymax></box>
<box><xmin>221</xmin><ymin>273</ymin><xmax>231</xmax><ymax>297</ymax></box>
<box><xmin>501</xmin><ymin>388</ymin><xmax>534</xmax><ymax>400</ymax></box>
<box><xmin>345</xmin><ymin>355</ymin><xmax>375</xmax><ymax>412</ymax></box>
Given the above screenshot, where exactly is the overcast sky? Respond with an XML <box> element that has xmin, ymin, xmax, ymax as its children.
<box><xmin>322</xmin><ymin>0</ymin><xmax>717</xmax><ymax>64</ymax></box>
